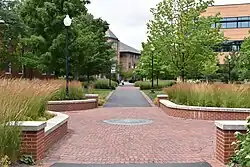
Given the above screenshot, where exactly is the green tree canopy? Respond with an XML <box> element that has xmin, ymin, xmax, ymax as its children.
<box><xmin>144</xmin><ymin>0</ymin><xmax>224</xmax><ymax>81</ymax></box>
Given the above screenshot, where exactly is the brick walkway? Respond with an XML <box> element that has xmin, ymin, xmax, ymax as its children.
<box><xmin>39</xmin><ymin>107</ymin><xmax>225</xmax><ymax>167</ymax></box>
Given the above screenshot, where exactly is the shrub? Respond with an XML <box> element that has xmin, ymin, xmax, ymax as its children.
<box><xmin>135</xmin><ymin>80</ymin><xmax>176</xmax><ymax>90</ymax></box>
<box><xmin>0</xmin><ymin>79</ymin><xmax>60</xmax><ymax>163</ymax></box>
<box><xmin>165</xmin><ymin>83</ymin><xmax>250</xmax><ymax>108</ymax></box>
<box><xmin>230</xmin><ymin>118</ymin><xmax>250</xmax><ymax>166</ymax></box>
<box><xmin>91</xmin><ymin>79</ymin><xmax>118</xmax><ymax>90</ymax></box>
<box><xmin>50</xmin><ymin>81</ymin><xmax>84</xmax><ymax>100</ymax></box>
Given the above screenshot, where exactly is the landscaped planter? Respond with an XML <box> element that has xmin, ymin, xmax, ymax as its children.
<box><xmin>47</xmin><ymin>99</ymin><xmax>98</xmax><ymax>112</ymax></box>
<box><xmin>160</xmin><ymin>100</ymin><xmax>250</xmax><ymax>120</ymax></box>
<box><xmin>215</xmin><ymin>120</ymin><xmax>247</xmax><ymax>165</ymax></box>
<box><xmin>10</xmin><ymin>111</ymin><xmax>69</xmax><ymax>161</ymax></box>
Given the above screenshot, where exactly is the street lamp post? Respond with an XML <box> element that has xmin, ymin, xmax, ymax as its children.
<box><xmin>151</xmin><ymin>47</ymin><xmax>155</xmax><ymax>93</ymax></box>
<box><xmin>63</xmin><ymin>15</ymin><xmax>72</xmax><ymax>98</ymax></box>
<box><xmin>228</xmin><ymin>55</ymin><xmax>231</xmax><ymax>84</ymax></box>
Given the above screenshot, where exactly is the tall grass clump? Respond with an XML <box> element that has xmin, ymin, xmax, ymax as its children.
<box><xmin>165</xmin><ymin>83</ymin><xmax>250</xmax><ymax>108</ymax></box>
<box><xmin>0</xmin><ymin>79</ymin><xmax>60</xmax><ymax>163</ymax></box>
<box><xmin>50</xmin><ymin>80</ymin><xmax>84</xmax><ymax>100</ymax></box>
<box><xmin>135</xmin><ymin>80</ymin><xmax>176</xmax><ymax>90</ymax></box>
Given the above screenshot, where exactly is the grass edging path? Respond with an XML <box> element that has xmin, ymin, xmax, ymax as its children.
<box><xmin>140</xmin><ymin>90</ymin><xmax>156</xmax><ymax>107</ymax></box>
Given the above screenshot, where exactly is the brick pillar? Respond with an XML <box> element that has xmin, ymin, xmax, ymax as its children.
<box><xmin>157</xmin><ymin>95</ymin><xmax>169</xmax><ymax>107</ymax></box>
<box><xmin>85</xmin><ymin>94</ymin><xmax>99</xmax><ymax>107</ymax></box>
<box><xmin>215</xmin><ymin>121</ymin><xmax>247</xmax><ymax>165</ymax></box>
<box><xmin>21</xmin><ymin>129</ymin><xmax>45</xmax><ymax>161</ymax></box>
<box><xmin>12</xmin><ymin>121</ymin><xmax>47</xmax><ymax>161</ymax></box>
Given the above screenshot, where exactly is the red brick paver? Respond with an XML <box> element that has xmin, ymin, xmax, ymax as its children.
<box><xmin>39</xmin><ymin>107</ymin><xmax>225</xmax><ymax>167</ymax></box>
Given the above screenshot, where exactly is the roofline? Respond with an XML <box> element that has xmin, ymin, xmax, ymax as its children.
<box><xmin>105</xmin><ymin>36</ymin><xmax>119</xmax><ymax>41</ymax></box>
<box><xmin>209</xmin><ymin>3</ymin><xmax>250</xmax><ymax>7</ymax></box>
<box><xmin>120</xmin><ymin>51</ymin><xmax>141</xmax><ymax>55</ymax></box>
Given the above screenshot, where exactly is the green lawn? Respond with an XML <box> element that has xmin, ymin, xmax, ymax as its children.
<box><xmin>90</xmin><ymin>89</ymin><xmax>112</xmax><ymax>99</ymax></box>
<box><xmin>83</xmin><ymin>89</ymin><xmax>112</xmax><ymax>106</ymax></box>
<box><xmin>143</xmin><ymin>90</ymin><xmax>166</xmax><ymax>100</ymax></box>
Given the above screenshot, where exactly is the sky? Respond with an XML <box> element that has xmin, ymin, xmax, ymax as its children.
<box><xmin>87</xmin><ymin>0</ymin><xmax>249</xmax><ymax>51</ymax></box>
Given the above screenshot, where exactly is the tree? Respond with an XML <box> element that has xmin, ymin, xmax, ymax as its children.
<box><xmin>136</xmin><ymin>41</ymin><xmax>170</xmax><ymax>85</ymax></box>
<box><xmin>19</xmin><ymin>0</ymin><xmax>114</xmax><ymax>79</ymax></box>
<box><xmin>201</xmin><ymin>55</ymin><xmax>219</xmax><ymax>83</ymax></box>
<box><xmin>238</xmin><ymin>37</ymin><xmax>250</xmax><ymax>80</ymax></box>
<box><xmin>0</xmin><ymin>0</ymin><xmax>27</xmax><ymax>69</ymax></box>
<box><xmin>146</xmin><ymin>0</ymin><xmax>224</xmax><ymax>82</ymax></box>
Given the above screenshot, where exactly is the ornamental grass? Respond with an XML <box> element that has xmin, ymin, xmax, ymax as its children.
<box><xmin>164</xmin><ymin>83</ymin><xmax>250</xmax><ymax>108</ymax></box>
<box><xmin>0</xmin><ymin>78</ymin><xmax>61</xmax><ymax>163</ymax></box>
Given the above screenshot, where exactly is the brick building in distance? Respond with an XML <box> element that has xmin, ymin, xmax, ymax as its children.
<box><xmin>202</xmin><ymin>3</ymin><xmax>250</xmax><ymax>64</ymax></box>
<box><xmin>105</xmin><ymin>29</ymin><xmax>141</xmax><ymax>74</ymax></box>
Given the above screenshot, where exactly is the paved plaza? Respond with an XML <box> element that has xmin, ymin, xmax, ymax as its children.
<box><xmin>39</xmin><ymin>87</ymin><xmax>225</xmax><ymax>167</ymax></box>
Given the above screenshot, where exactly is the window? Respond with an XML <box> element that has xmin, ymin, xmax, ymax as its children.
<box><xmin>5</xmin><ymin>63</ymin><xmax>11</xmax><ymax>74</ymax></box>
<box><xmin>18</xmin><ymin>65</ymin><xmax>24</xmax><ymax>74</ymax></box>
<box><xmin>221</xmin><ymin>23</ymin><xmax>227</xmax><ymax>29</ymax></box>
<box><xmin>238</xmin><ymin>17</ymin><xmax>249</xmax><ymax>21</ymax></box>
<box><xmin>225</xmin><ymin>17</ymin><xmax>237</xmax><ymax>21</ymax></box>
<box><xmin>227</xmin><ymin>22</ymin><xmax>237</xmax><ymax>28</ymax></box>
<box><xmin>238</xmin><ymin>21</ymin><xmax>249</xmax><ymax>28</ymax></box>
<box><xmin>213</xmin><ymin>16</ymin><xmax>250</xmax><ymax>29</ymax></box>
<box><xmin>128</xmin><ymin>62</ymin><xmax>131</xmax><ymax>68</ymax></box>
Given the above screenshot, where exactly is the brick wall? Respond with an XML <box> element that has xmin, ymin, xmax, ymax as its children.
<box><xmin>160</xmin><ymin>103</ymin><xmax>250</xmax><ymax>120</ymax></box>
<box><xmin>44</xmin><ymin>121</ymin><xmax>68</xmax><ymax>151</ymax></box>
<box><xmin>21</xmin><ymin>129</ymin><xmax>45</xmax><ymax>161</ymax></box>
<box><xmin>20</xmin><ymin>120</ymin><xmax>68</xmax><ymax>161</ymax></box>
<box><xmin>216</xmin><ymin>128</ymin><xmax>246</xmax><ymax>164</ymax></box>
<box><xmin>48</xmin><ymin>100</ymin><xmax>97</xmax><ymax>112</ymax></box>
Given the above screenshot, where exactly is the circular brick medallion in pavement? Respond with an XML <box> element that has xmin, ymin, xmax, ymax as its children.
<box><xmin>103</xmin><ymin>119</ymin><xmax>153</xmax><ymax>125</ymax></box>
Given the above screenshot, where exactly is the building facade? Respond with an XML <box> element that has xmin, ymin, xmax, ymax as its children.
<box><xmin>119</xmin><ymin>42</ymin><xmax>140</xmax><ymax>71</ymax></box>
<box><xmin>105</xmin><ymin>29</ymin><xmax>141</xmax><ymax>73</ymax></box>
<box><xmin>202</xmin><ymin>3</ymin><xmax>250</xmax><ymax>64</ymax></box>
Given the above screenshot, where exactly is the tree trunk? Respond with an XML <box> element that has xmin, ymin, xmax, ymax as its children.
<box><xmin>181</xmin><ymin>70</ymin><xmax>185</xmax><ymax>83</ymax></box>
<box><xmin>87</xmin><ymin>72</ymin><xmax>90</xmax><ymax>84</ymax></box>
<box><xmin>157</xmin><ymin>71</ymin><xmax>159</xmax><ymax>89</ymax></box>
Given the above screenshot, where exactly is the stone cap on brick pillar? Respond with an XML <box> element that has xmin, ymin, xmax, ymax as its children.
<box><xmin>215</xmin><ymin>120</ymin><xmax>248</xmax><ymax>131</ymax></box>
<box><xmin>85</xmin><ymin>94</ymin><xmax>99</xmax><ymax>98</ymax></box>
<box><xmin>157</xmin><ymin>94</ymin><xmax>168</xmax><ymax>98</ymax></box>
<box><xmin>8</xmin><ymin>121</ymin><xmax>46</xmax><ymax>131</ymax></box>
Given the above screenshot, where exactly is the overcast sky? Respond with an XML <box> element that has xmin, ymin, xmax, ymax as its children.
<box><xmin>87</xmin><ymin>0</ymin><xmax>249</xmax><ymax>51</ymax></box>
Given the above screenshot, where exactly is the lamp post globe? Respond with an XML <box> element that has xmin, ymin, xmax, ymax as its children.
<box><xmin>64</xmin><ymin>15</ymin><xmax>72</xmax><ymax>99</ymax></box>
<box><xmin>0</xmin><ymin>20</ymin><xmax>5</xmax><ymax>25</ymax></box>
<box><xmin>64</xmin><ymin>15</ymin><xmax>72</xmax><ymax>27</ymax></box>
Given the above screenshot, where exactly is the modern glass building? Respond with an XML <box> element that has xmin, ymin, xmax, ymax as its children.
<box><xmin>202</xmin><ymin>3</ymin><xmax>250</xmax><ymax>64</ymax></box>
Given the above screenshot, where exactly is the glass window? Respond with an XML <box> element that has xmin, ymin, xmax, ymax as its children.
<box><xmin>220</xmin><ymin>18</ymin><xmax>227</xmax><ymax>22</ymax></box>
<box><xmin>226</xmin><ymin>22</ymin><xmax>237</xmax><ymax>28</ymax></box>
<box><xmin>238</xmin><ymin>21</ymin><xmax>249</xmax><ymax>28</ymax></box>
<box><xmin>211</xmin><ymin>23</ymin><xmax>216</xmax><ymax>28</ymax></box>
<box><xmin>221</xmin><ymin>23</ymin><xmax>227</xmax><ymax>29</ymax></box>
<box><xmin>238</xmin><ymin>16</ymin><xmax>249</xmax><ymax>21</ymax></box>
<box><xmin>226</xmin><ymin>17</ymin><xmax>237</xmax><ymax>21</ymax></box>
<box><xmin>128</xmin><ymin>62</ymin><xmax>131</xmax><ymax>68</ymax></box>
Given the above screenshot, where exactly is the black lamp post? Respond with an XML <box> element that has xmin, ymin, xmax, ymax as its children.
<box><xmin>151</xmin><ymin>47</ymin><xmax>155</xmax><ymax>93</ymax></box>
<box><xmin>228</xmin><ymin>55</ymin><xmax>231</xmax><ymax>84</ymax></box>
<box><xmin>63</xmin><ymin>15</ymin><xmax>72</xmax><ymax>98</ymax></box>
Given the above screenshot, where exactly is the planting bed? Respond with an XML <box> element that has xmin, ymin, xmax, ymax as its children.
<box><xmin>160</xmin><ymin>100</ymin><xmax>250</xmax><ymax>120</ymax></box>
